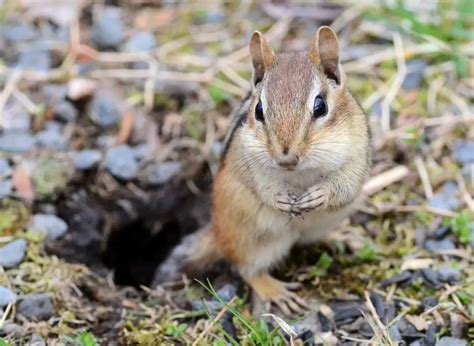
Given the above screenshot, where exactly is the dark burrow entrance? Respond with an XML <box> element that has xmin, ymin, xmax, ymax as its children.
<box><xmin>48</xmin><ymin>175</ymin><xmax>212</xmax><ymax>287</ymax></box>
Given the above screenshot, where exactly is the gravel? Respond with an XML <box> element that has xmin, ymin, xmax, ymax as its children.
<box><xmin>0</xmin><ymin>159</ymin><xmax>11</xmax><ymax>177</ymax></box>
<box><xmin>427</xmin><ymin>181</ymin><xmax>460</xmax><ymax>211</ymax></box>
<box><xmin>0</xmin><ymin>179</ymin><xmax>13</xmax><ymax>199</ymax></box>
<box><xmin>15</xmin><ymin>44</ymin><xmax>51</xmax><ymax>72</ymax></box>
<box><xmin>17</xmin><ymin>293</ymin><xmax>54</xmax><ymax>320</ymax></box>
<box><xmin>2</xmin><ymin>22</ymin><xmax>37</xmax><ymax>43</ymax></box>
<box><xmin>74</xmin><ymin>150</ymin><xmax>102</xmax><ymax>170</ymax></box>
<box><xmin>425</xmin><ymin>237</ymin><xmax>456</xmax><ymax>252</ymax></box>
<box><xmin>91</xmin><ymin>7</ymin><xmax>124</xmax><ymax>50</ymax></box>
<box><xmin>104</xmin><ymin>145</ymin><xmax>138</xmax><ymax>180</ymax></box>
<box><xmin>402</xmin><ymin>59</ymin><xmax>427</xmax><ymax>90</ymax></box>
<box><xmin>123</xmin><ymin>31</ymin><xmax>156</xmax><ymax>52</ymax></box>
<box><xmin>436</xmin><ymin>337</ymin><xmax>467</xmax><ymax>346</ymax></box>
<box><xmin>0</xmin><ymin>132</ymin><xmax>35</xmax><ymax>153</ymax></box>
<box><xmin>0</xmin><ymin>239</ymin><xmax>27</xmax><ymax>268</ymax></box>
<box><xmin>35</xmin><ymin>129</ymin><xmax>68</xmax><ymax>151</ymax></box>
<box><xmin>437</xmin><ymin>267</ymin><xmax>461</xmax><ymax>283</ymax></box>
<box><xmin>215</xmin><ymin>284</ymin><xmax>237</xmax><ymax>302</ymax></box>
<box><xmin>30</xmin><ymin>214</ymin><xmax>68</xmax><ymax>240</ymax></box>
<box><xmin>0</xmin><ymin>286</ymin><xmax>17</xmax><ymax>307</ymax></box>
<box><xmin>420</xmin><ymin>269</ymin><xmax>441</xmax><ymax>288</ymax></box>
<box><xmin>90</xmin><ymin>92</ymin><xmax>121</xmax><ymax>128</ymax></box>
<box><xmin>145</xmin><ymin>161</ymin><xmax>181</xmax><ymax>185</ymax></box>
<box><xmin>53</xmin><ymin>100</ymin><xmax>78</xmax><ymax>122</ymax></box>
<box><xmin>453</xmin><ymin>140</ymin><xmax>474</xmax><ymax>164</ymax></box>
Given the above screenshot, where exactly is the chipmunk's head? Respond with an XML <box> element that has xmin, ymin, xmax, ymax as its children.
<box><xmin>243</xmin><ymin>26</ymin><xmax>366</xmax><ymax>174</ymax></box>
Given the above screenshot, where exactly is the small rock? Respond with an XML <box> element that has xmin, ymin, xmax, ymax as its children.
<box><xmin>2</xmin><ymin>22</ymin><xmax>37</xmax><ymax>43</ymax></box>
<box><xmin>389</xmin><ymin>325</ymin><xmax>403</xmax><ymax>343</ymax></box>
<box><xmin>433</xmin><ymin>225</ymin><xmax>451</xmax><ymax>239</ymax></box>
<box><xmin>15</xmin><ymin>45</ymin><xmax>51</xmax><ymax>72</ymax></box>
<box><xmin>0</xmin><ymin>239</ymin><xmax>27</xmax><ymax>268</ymax></box>
<box><xmin>358</xmin><ymin>321</ymin><xmax>374</xmax><ymax>338</ymax></box>
<box><xmin>132</xmin><ymin>144</ymin><xmax>149</xmax><ymax>159</ymax></box>
<box><xmin>35</xmin><ymin>129</ymin><xmax>68</xmax><ymax>150</ymax></box>
<box><xmin>453</xmin><ymin>140</ymin><xmax>474</xmax><ymax>164</ymax></box>
<box><xmin>145</xmin><ymin>161</ymin><xmax>181</xmax><ymax>185</ymax></box>
<box><xmin>402</xmin><ymin>59</ymin><xmax>427</xmax><ymax>90</ymax></box>
<box><xmin>67</xmin><ymin>78</ymin><xmax>96</xmax><ymax>100</ymax></box>
<box><xmin>291</xmin><ymin>311</ymin><xmax>322</xmax><ymax>338</ymax></box>
<box><xmin>1</xmin><ymin>103</ymin><xmax>31</xmax><ymax>131</ymax></box>
<box><xmin>104</xmin><ymin>145</ymin><xmax>138</xmax><ymax>180</ymax></box>
<box><xmin>426</xmin><ymin>323</ymin><xmax>438</xmax><ymax>346</ymax></box>
<box><xmin>0</xmin><ymin>132</ymin><xmax>35</xmax><ymax>153</ymax></box>
<box><xmin>333</xmin><ymin>304</ymin><xmax>364</xmax><ymax>327</ymax></box>
<box><xmin>425</xmin><ymin>237</ymin><xmax>456</xmax><ymax>252</ymax></box>
<box><xmin>123</xmin><ymin>31</ymin><xmax>156</xmax><ymax>52</ymax></box>
<box><xmin>28</xmin><ymin>333</ymin><xmax>46</xmax><ymax>346</ymax></box>
<box><xmin>30</xmin><ymin>214</ymin><xmax>68</xmax><ymax>240</ymax></box>
<box><xmin>0</xmin><ymin>179</ymin><xmax>13</xmax><ymax>199</ymax></box>
<box><xmin>369</xmin><ymin>292</ymin><xmax>384</xmax><ymax>319</ymax></box>
<box><xmin>436</xmin><ymin>337</ymin><xmax>467</xmax><ymax>346</ymax></box>
<box><xmin>17</xmin><ymin>293</ymin><xmax>54</xmax><ymax>320</ymax></box>
<box><xmin>380</xmin><ymin>271</ymin><xmax>413</xmax><ymax>287</ymax></box>
<box><xmin>0</xmin><ymin>159</ymin><xmax>11</xmax><ymax>177</ymax></box>
<box><xmin>74</xmin><ymin>150</ymin><xmax>102</xmax><ymax>170</ymax></box>
<box><xmin>190</xmin><ymin>299</ymin><xmax>221</xmax><ymax>312</ymax></box>
<box><xmin>0</xmin><ymin>322</ymin><xmax>24</xmax><ymax>338</ymax></box>
<box><xmin>91</xmin><ymin>7</ymin><xmax>124</xmax><ymax>50</ymax></box>
<box><xmin>428</xmin><ymin>182</ymin><xmax>459</xmax><ymax>211</ymax></box>
<box><xmin>437</xmin><ymin>267</ymin><xmax>461</xmax><ymax>283</ymax></box>
<box><xmin>215</xmin><ymin>284</ymin><xmax>237</xmax><ymax>302</ymax></box>
<box><xmin>421</xmin><ymin>269</ymin><xmax>441</xmax><ymax>288</ymax></box>
<box><xmin>318</xmin><ymin>311</ymin><xmax>334</xmax><ymax>332</ymax></box>
<box><xmin>53</xmin><ymin>101</ymin><xmax>78</xmax><ymax>122</ymax></box>
<box><xmin>422</xmin><ymin>297</ymin><xmax>438</xmax><ymax>311</ymax></box>
<box><xmin>0</xmin><ymin>286</ymin><xmax>17</xmax><ymax>307</ymax></box>
<box><xmin>90</xmin><ymin>93</ymin><xmax>121</xmax><ymax>128</ymax></box>
<box><xmin>43</xmin><ymin>84</ymin><xmax>68</xmax><ymax>104</ymax></box>
<box><xmin>154</xmin><ymin>80</ymin><xmax>200</xmax><ymax>98</ymax></box>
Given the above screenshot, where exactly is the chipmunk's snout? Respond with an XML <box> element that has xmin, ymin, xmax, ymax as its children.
<box><xmin>275</xmin><ymin>149</ymin><xmax>299</xmax><ymax>170</ymax></box>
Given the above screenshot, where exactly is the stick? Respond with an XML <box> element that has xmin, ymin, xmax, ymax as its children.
<box><xmin>363</xmin><ymin>165</ymin><xmax>410</xmax><ymax>196</ymax></box>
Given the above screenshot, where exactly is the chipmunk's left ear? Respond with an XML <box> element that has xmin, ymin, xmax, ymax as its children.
<box><xmin>310</xmin><ymin>26</ymin><xmax>341</xmax><ymax>84</ymax></box>
<box><xmin>249</xmin><ymin>31</ymin><xmax>275</xmax><ymax>86</ymax></box>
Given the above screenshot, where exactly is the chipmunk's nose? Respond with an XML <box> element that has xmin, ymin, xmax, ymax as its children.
<box><xmin>276</xmin><ymin>149</ymin><xmax>299</xmax><ymax>170</ymax></box>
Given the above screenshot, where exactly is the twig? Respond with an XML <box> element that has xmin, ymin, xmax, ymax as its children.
<box><xmin>192</xmin><ymin>296</ymin><xmax>237</xmax><ymax>346</ymax></box>
<box><xmin>0</xmin><ymin>69</ymin><xmax>22</xmax><ymax>117</ymax></box>
<box><xmin>381</xmin><ymin>32</ymin><xmax>406</xmax><ymax>133</ymax></box>
<box><xmin>395</xmin><ymin>205</ymin><xmax>458</xmax><ymax>218</ymax></box>
<box><xmin>414</xmin><ymin>156</ymin><xmax>433</xmax><ymax>199</ymax></box>
<box><xmin>456</xmin><ymin>173</ymin><xmax>474</xmax><ymax>211</ymax></box>
<box><xmin>363</xmin><ymin>165</ymin><xmax>410</xmax><ymax>196</ymax></box>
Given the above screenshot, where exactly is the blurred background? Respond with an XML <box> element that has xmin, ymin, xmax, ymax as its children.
<box><xmin>0</xmin><ymin>0</ymin><xmax>472</xmax><ymax>345</ymax></box>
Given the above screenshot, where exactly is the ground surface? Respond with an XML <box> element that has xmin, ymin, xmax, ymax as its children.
<box><xmin>0</xmin><ymin>1</ymin><xmax>473</xmax><ymax>345</ymax></box>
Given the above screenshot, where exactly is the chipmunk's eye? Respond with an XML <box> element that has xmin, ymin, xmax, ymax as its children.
<box><xmin>313</xmin><ymin>95</ymin><xmax>327</xmax><ymax>118</ymax></box>
<box><xmin>255</xmin><ymin>100</ymin><xmax>264</xmax><ymax>122</ymax></box>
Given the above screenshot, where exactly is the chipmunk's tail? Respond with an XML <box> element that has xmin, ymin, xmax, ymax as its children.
<box><xmin>152</xmin><ymin>224</ymin><xmax>222</xmax><ymax>286</ymax></box>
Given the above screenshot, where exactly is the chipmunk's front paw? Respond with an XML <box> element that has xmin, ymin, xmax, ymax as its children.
<box><xmin>293</xmin><ymin>184</ymin><xmax>328</xmax><ymax>213</ymax></box>
<box><xmin>274</xmin><ymin>191</ymin><xmax>300</xmax><ymax>216</ymax></box>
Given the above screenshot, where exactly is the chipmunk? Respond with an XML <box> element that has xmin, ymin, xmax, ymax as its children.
<box><xmin>155</xmin><ymin>26</ymin><xmax>371</xmax><ymax>315</ymax></box>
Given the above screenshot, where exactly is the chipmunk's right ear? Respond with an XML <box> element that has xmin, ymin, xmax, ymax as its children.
<box><xmin>249</xmin><ymin>31</ymin><xmax>275</xmax><ymax>86</ymax></box>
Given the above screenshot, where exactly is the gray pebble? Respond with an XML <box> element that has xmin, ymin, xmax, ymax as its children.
<box><xmin>191</xmin><ymin>299</ymin><xmax>222</xmax><ymax>312</ymax></box>
<box><xmin>90</xmin><ymin>94</ymin><xmax>121</xmax><ymax>128</ymax></box>
<box><xmin>30</xmin><ymin>214</ymin><xmax>68</xmax><ymax>240</ymax></box>
<box><xmin>421</xmin><ymin>269</ymin><xmax>441</xmax><ymax>288</ymax></box>
<box><xmin>54</xmin><ymin>101</ymin><xmax>78</xmax><ymax>122</ymax></box>
<box><xmin>132</xmin><ymin>144</ymin><xmax>149</xmax><ymax>160</ymax></box>
<box><xmin>15</xmin><ymin>45</ymin><xmax>51</xmax><ymax>72</ymax></box>
<box><xmin>0</xmin><ymin>132</ymin><xmax>35</xmax><ymax>153</ymax></box>
<box><xmin>402</xmin><ymin>59</ymin><xmax>426</xmax><ymax>90</ymax></box>
<box><xmin>0</xmin><ymin>322</ymin><xmax>24</xmax><ymax>338</ymax></box>
<box><xmin>425</xmin><ymin>237</ymin><xmax>456</xmax><ymax>252</ymax></box>
<box><xmin>123</xmin><ymin>31</ymin><xmax>156</xmax><ymax>52</ymax></box>
<box><xmin>436</xmin><ymin>337</ymin><xmax>467</xmax><ymax>346</ymax></box>
<box><xmin>428</xmin><ymin>182</ymin><xmax>460</xmax><ymax>211</ymax></box>
<box><xmin>74</xmin><ymin>150</ymin><xmax>102</xmax><ymax>170</ymax></box>
<box><xmin>0</xmin><ymin>286</ymin><xmax>17</xmax><ymax>307</ymax></box>
<box><xmin>389</xmin><ymin>325</ymin><xmax>402</xmax><ymax>343</ymax></box>
<box><xmin>43</xmin><ymin>84</ymin><xmax>68</xmax><ymax>104</ymax></box>
<box><xmin>145</xmin><ymin>161</ymin><xmax>181</xmax><ymax>185</ymax></box>
<box><xmin>0</xmin><ymin>239</ymin><xmax>27</xmax><ymax>268</ymax></box>
<box><xmin>104</xmin><ymin>145</ymin><xmax>138</xmax><ymax>180</ymax></box>
<box><xmin>1</xmin><ymin>105</ymin><xmax>31</xmax><ymax>132</ymax></box>
<box><xmin>28</xmin><ymin>333</ymin><xmax>46</xmax><ymax>346</ymax></box>
<box><xmin>0</xmin><ymin>179</ymin><xmax>13</xmax><ymax>199</ymax></box>
<box><xmin>35</xmin><ymin>129</ymin><xmax>68</xmax><ymax>151</ymax></box>
<box><xmin>437</xmin><ymin>267</ymin><xmax>461</xmax><ymax>283</ymax></box>
<box><xmin>2</xmin><ymin>22</ymin><xmax>37</xmax><ymax>43</ymax></box>
<box><xmin>453</xmin><ymin>140</ymin><xmax>474</xmax><ymax>164</ymax></box>
<box><xmin>216</xmin><ymin>284</ymin><xmax>237</xmax><ymax>302</ymax></box>
<box><xmin>0</xmin><ymin>159</ymin><xmax>12</xmax><ymax>177</ymax></box>
<box><xmin>91</xmin><ymin>7</ymin><xmax>124</xmax><ymax>50</ymax></box>
<box><xmin>17</xmin><ymin>293</ymin><xmax>54</xmax><ymax>320</ymax></box>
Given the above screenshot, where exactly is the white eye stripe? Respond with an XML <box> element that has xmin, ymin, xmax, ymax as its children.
<box><xmin>260</xmin><ymin>88</ymin><xmax>268</xmax><ymax>113</ymax></box>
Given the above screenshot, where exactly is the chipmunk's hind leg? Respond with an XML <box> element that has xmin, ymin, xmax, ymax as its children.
<box><xmin>246</xmin><ymin>273</ymin><xmax>306</xmax><ymax>316</ymax></box>
<box><xmin>152</xmin><ymin>225</ymin><xmax>222</xmax><ymax>285</ymax></box>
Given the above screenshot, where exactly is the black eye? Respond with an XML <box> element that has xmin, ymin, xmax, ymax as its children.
<box><xmin>313</xmin><ymin>95</ymin><xmax>327</xmax><ymax>118</ymax></box>
<box><xmin>255</xmin><ymin>100</ymin><xmax>264</xmax><ymax>122</ymax></box>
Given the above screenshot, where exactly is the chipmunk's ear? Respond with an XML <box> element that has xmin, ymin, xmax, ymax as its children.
<box><xmin>309</xmin><ymin>26</ymin><xmax>340</xmax><ymax>84</ymax></box>
<box><xmin>249</xmin><ymin>31</ymin><xmax>275</xmax><ymax>86</ymax></box>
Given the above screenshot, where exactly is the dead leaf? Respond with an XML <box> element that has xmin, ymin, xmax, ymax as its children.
<box><xmin>406</xmin><ymin>314</ymin><xmax>428</xmax><ymax>331</ymax></box>
<box><xmin>12</xmin><ymin>167</ymin><xmax>34</xmax><ymax>203</ymax></box>
<box><xmin>401</xmin><ymin>258</ymin><xmax>433</xmax><ymax>271</ymax></box>
<box><xmin>116</xmin><ymin>111</ymin><xmax>134</xmax><ymax>145</ymax></box>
